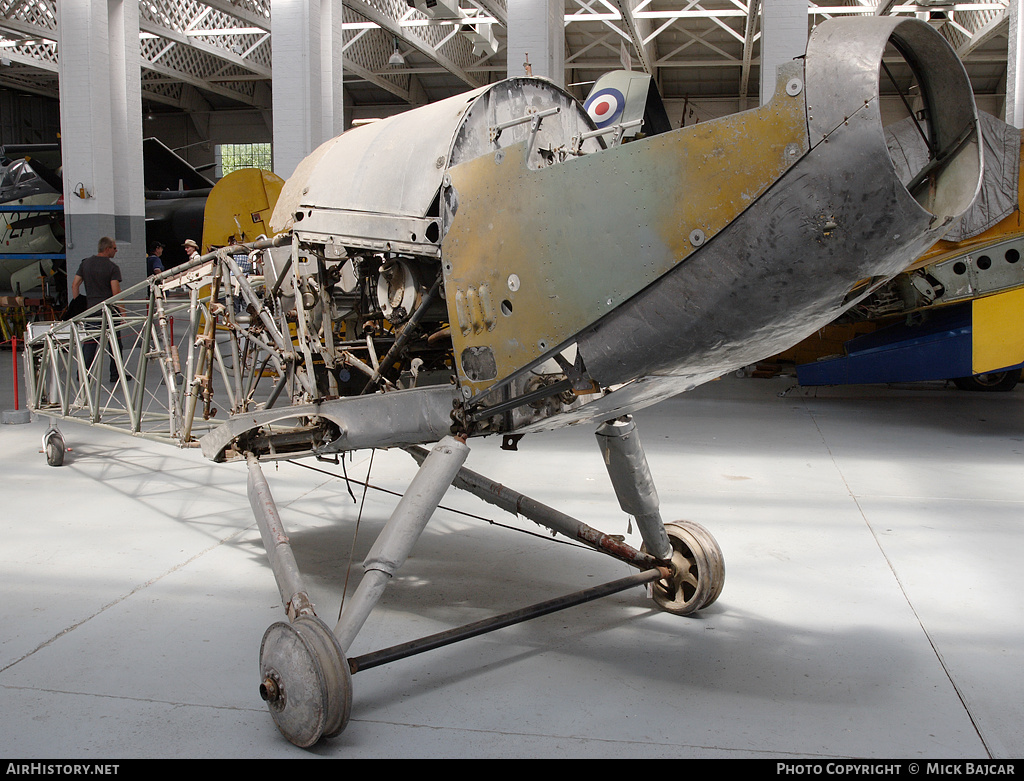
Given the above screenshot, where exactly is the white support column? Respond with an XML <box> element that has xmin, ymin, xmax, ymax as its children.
<box><xmin>507</xmin><ymin>0</ymin><xmax>565</xmax><ymax>88</ymax></box>
<box><xmin>56</xmin><ymin>0</ymin><xmax>147</xmax><ymax>293</ymax></box>
<box><xmin>1007</xmin><ymin>0</ymin><xmax>1024</xmax><ymax>128</ymax></box>
<box><xmin>272</xmin><ymin>0</ymin><xmax>344</xmax><ymax>181</ymax></box>
<box><xmin>320</xmin><ymin>0</ymin><xmax>346</xmax><ymax>139</ymax></box>
<box><xmin>759</xmin><ymin>0</ymin><xmax>808</xmax><ymax>105</ymax></box>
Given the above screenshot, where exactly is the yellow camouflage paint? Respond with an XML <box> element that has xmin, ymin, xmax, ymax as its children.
<box><xmin>442</xmin><ymin>65</ymin><xmax>810</xmax><ymax>396</ymax></box>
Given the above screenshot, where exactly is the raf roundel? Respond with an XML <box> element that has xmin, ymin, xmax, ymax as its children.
<box><xmin>584</xmin><ymin>87</ymin><xmax>625</xmax><ymax>129</ymax></box>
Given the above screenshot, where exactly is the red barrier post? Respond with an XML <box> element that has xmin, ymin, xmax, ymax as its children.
<box><xmin>11</xmin><ymin>335</ymin><xmax>18</xmax><ymax>411</ymax></box>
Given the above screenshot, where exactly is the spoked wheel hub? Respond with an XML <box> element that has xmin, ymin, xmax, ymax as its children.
<box><xmin>645</xmin><ymin>520</ymin><xmax>725</xmax><ymax>615</ymax></box>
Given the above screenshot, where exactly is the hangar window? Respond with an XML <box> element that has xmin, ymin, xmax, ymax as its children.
<box><xmin>215</xmin><ymin>143</ymin><xmax>272</xmax><ymax>178</ymax></box>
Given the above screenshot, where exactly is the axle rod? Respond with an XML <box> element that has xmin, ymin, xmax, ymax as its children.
<box><xmin>347</xmin><ymin>567</ymin><xmax>665</xmax><ymax>674</ymax></box>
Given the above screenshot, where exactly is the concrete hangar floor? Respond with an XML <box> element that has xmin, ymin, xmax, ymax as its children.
<box><xmin>0</xmin><ymin>356</ymin><xmax>1022</xmax><ymax>759</ymax></box>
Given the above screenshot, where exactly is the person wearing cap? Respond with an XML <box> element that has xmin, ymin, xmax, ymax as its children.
<box><xmin>146</xmin><ymin>241</ymin><xmax>165</xmax><ymax>276</ymax></box>
<box><xmin>183</xmin><ymin>238</ymin><xmax>200</xmax><ymax>261</ymax></box>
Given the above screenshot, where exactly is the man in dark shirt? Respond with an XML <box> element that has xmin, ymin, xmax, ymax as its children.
<box><xmin>72</xmin><ymin>236</ymin><xmax>122</xmax><ymax>308</ymax></box>
<box><xmin>146</xmin><ymin>241</ymin><xmax>165</xmax><ymax>276</ymax></box>
<box><xmin>71</xmin><ymin>236</ymin><xmax>128</xmax><ymax>383</ymax></box>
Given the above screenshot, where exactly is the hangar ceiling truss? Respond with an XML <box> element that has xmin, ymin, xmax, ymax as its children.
<box><xmin>0</xmin><ymin>0</ymin><xmax>1015</xmax><ymax>112</ymax></box>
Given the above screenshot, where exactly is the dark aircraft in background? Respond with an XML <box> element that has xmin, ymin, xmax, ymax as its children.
<box><xmin>0</xmin><ymin>138</ymin><xmax>216</xmax><ymax>295</ymax></box>
<box><xmin>140</xmin><ymin>137</ymin><xmax>214</xmax><ymax>268</ymax></box>
<box><xmin>0</xmin><ymin>146</ymin><xmax>65</xmax><ymax>294</ymax></box>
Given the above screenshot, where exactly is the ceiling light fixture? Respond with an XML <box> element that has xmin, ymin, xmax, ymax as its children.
<box><xmin>388</xmin><ymin>37</ymin><xmax>405</xmax><ymax>67</ymax></box>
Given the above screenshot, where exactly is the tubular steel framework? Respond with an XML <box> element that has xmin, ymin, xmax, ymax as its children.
<box><xmin>25</xmin><ymin>235</ymin><xmax>294</xmax><ymax>449</ymax></box>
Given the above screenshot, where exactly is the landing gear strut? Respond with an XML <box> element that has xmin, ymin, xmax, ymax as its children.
<box><xmin>597</xmin><ymin>416</ymin><xmax>725</xmax><ymax>615</ymax></box>
<box><xmin>245</xmin><ymin>421</ymin><xmax>725</xmax><ymax>747</ymax></box>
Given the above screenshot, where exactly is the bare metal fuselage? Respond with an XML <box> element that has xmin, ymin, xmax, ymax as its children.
<box><xmin>25</xmin><ymin>17</ymin><xmax>982</xmax><ymax>464</ymax></box>
<box><xmin>199</xmin><ymin>17</ymin><xmax>980</xmax><ymax>462</ymax></box>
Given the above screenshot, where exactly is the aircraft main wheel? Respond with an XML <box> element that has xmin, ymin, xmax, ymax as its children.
<box><xmin>952</xmin><ymin>368</ymin><xmax>1021</xmax><ymax>392</ymax></box>
<box><xmin>44</xmin><ymin>430</ymin><xmax>65</xmax><ymax>467</ymax></box>
<box><xmin>644</xmin><ymin>521</ymin><xmax>725</xmax><ymax>615</ymax></box>
<box><xmin>258</xmin><ymin>615</ymin><xmax>352</xmax><ymax>747</ymax></box>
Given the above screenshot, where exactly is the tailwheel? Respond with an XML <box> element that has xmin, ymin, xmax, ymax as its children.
<box><xmin>645</xmin><ymin>521</ymin><xmax>725</xmax><ymax>615</ymax></box>
<box><xmin>258</xmin><ymin>615</ymin><xmax>352</xmax><ymax>747</ymax></box>
<box><xmin>43</xmin><ymin>429</ymin><xmax>65</xmax><ymax>467</ymax></box>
